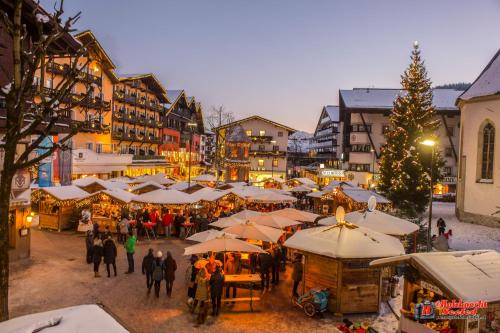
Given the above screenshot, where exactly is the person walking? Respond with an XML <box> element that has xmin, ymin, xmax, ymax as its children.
<box><xmin>224</xmin><ymin>253</ymin><xmax>240</xmax><ymax>299</ymax></box>
<box><xmin>163</xmin><ymin>251</ymin><xmax>177</xmax><ymax>297</ymax></box>
<box><xmin>85</xmin><ymin>230</ymin><xmax>94</xmax><ymax>264</ymax></box>
<box><xmin>103</xmin><ymin>234</ymin><xmax>117</xmax><ymax>277</ymax></box>
<box><xmin>142</xmin><ymin>248</ymin><xmax>155</xmax><ymax>293</ymax></box>
<box><xmin>258</xmin><ymin>251</ymin><xmax>273</xmax><ymax>291</ymax></box>
<box><xmin>210</xmin><ymin>265</ymin><xmax>224</xmax><ymax>316</ymax></box>
<box><xmin>124</xmin><ymin>232</ymin><xmax>137</xmax><ymax>274</ymax></box>
<box><xmin>292</xmin><ymin>253</ymin><xmax>303</xmax><ymax>298</ymax></box>
<box><xmin>118</xmin><ymin>215</ymin><xmax>129</xmax><ymax>244</ymax></box>
<box><xmin>174</xmin><ymin>211</ymin><xmax>185</xmax><ymax>238</ymax></box>
<box><xmin>437</xmin><ymin>218</ymin><xmax>446</xmax><ymax>236</ymax></box>
<box><xmin>152</xmin><ymin>251</ymin><xmax>164</xmax><ymax>298</ymax></box>
<box><xmin>161</xmin><ymin>209</ymin><xmax>174</xmax><ymax>238</ymax></box>
<box><xmin>92</xmin><ymin>236</ymin><xmax>103</xmax><ymax>278</ymax></box>
<box><xmin>271</xmin><ymin>246</ymin><xmax>281</xmax><ymax>285</ymax></box>
<box><xmin>193</xmin><ymin>266</ymin><xmax>210</xmax><ymax>326</ymax></box>
<box><xmin>187</xmin><ymin>255</ymin><xmax>199</xmax><ymax>302</ymax></box>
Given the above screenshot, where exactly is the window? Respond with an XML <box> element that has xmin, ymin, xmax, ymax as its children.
<box><xmin>230</xmin><ymin>167</ymin><xmax>238</xmax><ymax>181</ymax></box>
<box><xmin>445</xmin><ymin>147</ymin><xmax>453</xmax><ymax>157</ymax></box>
<box><xmin>258</xmin><ymin>159</ymin><xmax>264</xmax><ymax>167</ymax></box>
<box><xmin>351</xmin><ymin>144</ymin><xmax>372</xmax><ymax>152</ymax></box>
<box><xmin>272</xmin><ymin>159</ymin><xmax>278</xmax><ymax>167</ymax></box>
<box><xmin>243</xmin><ymin>146</ymin><xmax>249</xmax><ymax>158</ymax></box>
<box><xmin>246</xmin><ymin>130</ymin><xmax>252</xmax><ymax>136</ymax></box>
<box><xmin>273</xmin><ymin>145</ymin><xmax>279</xmax><ymax>151</ymax></box>
<box><xmin>33</xmin><ymin>76</ymin><xmax>40</xmax><ymax>87</ymax></box>
<box><xmin>231</xmin><ymin>146</ymin><xmax>238</xmax><ymax>158</ymax></box>
<box><xmin>259</xmin><ymin>130</ymin><xmax>266</xmax><ymax>136</ymax></box>
<box><xmin>350</xmin><ymin>124</ymin><xmax>371</xmax><ymax>133</ymax></box>
<box><xmin>96</xmin><ymin>143</ymin><xmax>103</xmax><ymax>153</ymax></box>
<box><xmin>348</xmin><ymin>163</ymin><xmax>370</xmax><ymax>172</ymax></box>
<box><xmin>443</xmin><ymin>167</ymin><xmax>452</xmax><ymax>176</ymax></box>
<box><xmin>277</xmin><ymin>131</ymin><xmax>283</xmax><ymax>137</ymax></box>
<box><xmin>45</xmin><ymin>79</ymin><xmax>53</xmax><ymax>89</ymax></box>
<box><xmin>258</xmin><ymin>145</ymin><xmax>265</xmax><ymax>151</ymax></box>
<box><xmin>86</xmin><ymin>142</ymin><xmax>93</xmax><ymax>151</ymax></box>
<box><xmin>481</xmin><ymin>123</ymin><xmax>495</xmax><ymax>180</ymax></box>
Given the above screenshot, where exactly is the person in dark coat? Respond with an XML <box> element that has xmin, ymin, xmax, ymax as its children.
<box><xmin>152</xmin><ymin>251</ymin><xmax>164</xmax><ymax>298</ymax></box>
<box><xmin>249</xmin><ymin>252</ymin><xmax>257</xmax><ymax>274</ymax></box>
<box><xmin>92</xmin><ymin>237</ymin><xmax>103</xmax><ymax>278</ymax></box>
<box><xmin>163</xmin><ymin>251</ymin><xmax>177</xmax><ymax>297</ymax></box>
<box><xmin>291</xmin><ymin>253</ymin><xmax>303</xmax><ymax>298</ymax></box>
<box><xmin>187</xmin><ymin>255</ymin><xmax>199</xmax><ymax>299</ymax></box>
<box><xmin>437</xmin><ymin>218</ymin><xmax>446</xmax><ymax>236</ymax></box>
<box><xmin>174</xmin><ymin>211</ymin><xmax>185</xmax><ymax>238</ymax></box>
<box><xmin>103</xmin><ymin>235</ymin><xmax>117</xmax><ymax>277</ymax></box>
<box><xmin>85</xmin><ymin>231</ymin><xmax>93</xmax><ymax>264</ymax></box>
<box><xmin>210</xmin><ymin>266</ymin><xmax>225</xmax><ymax>316</ymax></box>
<box><xmin>271</xmin><ymin>246</ymin><xmax>281</xmax><ymax>285</ymax></box>
<box><xmin>142</xmin><ymin>248</ymin><xmax>155</xmax><ymax>293</ymax></box>
<box><xmin>258</xmin><ymin>251</ymin><xmax>273</xmax><ymax>290</ymax></box>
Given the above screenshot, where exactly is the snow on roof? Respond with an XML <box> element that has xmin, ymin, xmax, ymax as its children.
<box><xmin>324</xmin><ymin>180</ymin><xmax>358</xmax><ymax>191</ymax></box>
<box><xmin>135</xmin><ymin>173</ymin><xmax>175</xmax><ymax>185</ymax></box>
<box><xmin>130</xmin><ymin>181</ymin><xmax>165</xmax><ymax>192</ymax></box>
<box><xmin>345</xmin><ymin>209</ymin><xmax>419</xmax><ymax>236</ymax></box>
<box><xmin>370</xmin><ymin>250</ymin><xmax>500</xmax><ymax>302</ymax></box>
<box><xmin>192</xmin><ymin>174</ymin><xmax>217</xmax><ymax>182</ymax></box>
<box><xmin>101</xmin><ymin>189</ymin><xmax>136</xmax><ymax>204</ymax></box>
<box><xmin>190</xmin><ymin>188</ymin><xmax>229</xmax><ymax>202</ymax></box>
<box><xmin>40</xmin><ymin>185</ymin><xmax>90</xmax><ymax>201</ymax></box>
<box><xmin>102</xmin><ymin>180</ymin><xmax>130</xmax><ymax>190</ymax></box>
<box><xmin>340</xmin><ymin>88</ymin><xmax>462</xmax><ymax>111</ymax></box>
<box><xmin>291</xmin><ymin>177</ymin><xmax>317</xmax><ymax>188</ymax></box>
<box><xmin>169</xmin><ymin>181</ymin><xmax>190</xmax><ymax>191</ymax></box>
<box><xmin>324</xmin><ymin>105</ymin><xmax>340</xmax><ymax>121</ymax></box>
<box><xmin>284</xmin><ymin>224</ymin><xmax>405</xmax><ymax>259</ymax></box>
<box><xmin>247</xmin><ymin>192</ymin><xmax>298</xmax><ymax>204</ymax></box>
<box><xmin>459</xmin><ymin>49</ymin><xmax>500</xmax><ymax>101</ymax></box>
<box><xmin>306</xmin><ymin>190</ymin><xmax>326</xmax><ymax>198</ymax></box>
<box><xmin>132</xmin><ymin>189</ymin><xmax>195</xmax><ymax>205</ymax></box>
<box><xmin>73</xmin><ymin>176</ymin><xmax>107</xmax><ymax>188</ymax></box>
<box><xmin>0</xmin><ymin>304</ymin><xmax>129</xmax><ymax>333</ymax></box>
<box><xmin>289</xmin><ymin>185</ymin><xmax>313</xmax><ymax>193</ymax></box>
<box><xmin>343</xmin><ymin>188</ymin><xmax>390</xmax><ymax>204</ymax></box>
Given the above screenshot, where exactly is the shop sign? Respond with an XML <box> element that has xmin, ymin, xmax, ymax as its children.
<box><xmin>319</xmin><ymin>169</ymin><xmax>344</xmax><ymax>177</ymax></box>
<box><xmin>421</xmin><ymin>280</ymin><xmax>444</xmax><ymax>296</ymax></box>
<box><xmin>12</xmin><ymin>170</ymin><xmax>30</xmax><ymax>191</ymax></box>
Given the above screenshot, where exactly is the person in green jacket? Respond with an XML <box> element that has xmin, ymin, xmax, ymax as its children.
<box><xmin>124</xmin><ymin>232</ymin><xmax>137</xmax><ymax>274</ymax></box>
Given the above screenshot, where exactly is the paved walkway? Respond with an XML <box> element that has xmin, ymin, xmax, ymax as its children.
<box><xmin>10</xmin><ymin>229</ymin><xmax>356</xmax><ymax>333</ymax></box>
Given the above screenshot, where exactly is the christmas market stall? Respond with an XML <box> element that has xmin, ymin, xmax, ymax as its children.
<box><xmin>192</xmin><ymin>174</ymin><xmax>217</xmax><ymax>187</ymax></box>
<box><xmin>370</xmin><ymin>250</ymin><xmax>500</xmax><ymax>333</ymax></box>
<box><xmin>33</xmin><ymin>185</ymin><xmax>90</xmax><ymax>231</ymax></box>
<box><xmin>189</xmin><ymin>187</ymin><xmax>245</xmax><ymax>213</ymax></box>
<box><xmin>129</xmin><ymin>181</ymin><xmax>165</xmax><ymax>194</ymax></box>
<box><xmin>284</xmin><ymin>209</ymin><xmax>405</xmax><ymax>314</ymax></box>
<box><xmin>73</xmin><ymin>176</ymin><xmax>109</xmax><ymax>193</ymax></box>
<box><xmin>78</xmin><ymin>189</ymin><xmax>135</xmax><ymax>232</ymax></box>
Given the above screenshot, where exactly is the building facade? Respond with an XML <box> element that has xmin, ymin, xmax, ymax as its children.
<box><xmin>339</xmin><ymin>88</ymin><xmax>463</xmax><ymax>191</ymax></box>
<box><xmin>223</xmin><ymin>125</ymin><xmax>251</xmax><ymax>182</ymax></box>
<box><xmin>310</xmin><ymin>105</ymin><xmax>343</xmax><ymax>167</ymax></box>
<box><xmin>456</xmin><ymin>49</ymin><xmax>500</xmax><ymax>228</ymax></box>
<box><xmin>216</xmin><ymin>116</ymin><xmax>295</xmax><ymax>183</ymax></box>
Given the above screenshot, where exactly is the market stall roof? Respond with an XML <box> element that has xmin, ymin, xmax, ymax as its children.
<box><xmin>269</xmin><ymin>208</ymin><xmax>319</xmax><ymax>222</ymax></box>
<box><xmin>306</xmin><ymin>190</ymin><xmax>326</xmax><ymax>198</ymax></box>
<box><xmin>229</xmin><ymin>185</ymin><xmax>267</xmax><ymax>198</ymax></box>
<box><xmin>168</xmin><ymin>181</ymin><xmax>191</xmax><ymax>191</ymax></box>
<box><xmin>73</xmin><ymin>176</ymin><xmax>107</xmax><ymax>188</ymax></box>
<box><xmin>345</xmin><ymin>209</ymin><xmax>419</xmax><ymax>236</ymax></box>
<box><xmin>130</xmin><ymin>181</ymin><xmax>165</xmax><ymax>193</ymax></box>
<box><xmin>290</xmin><ymin>177</ymin><xmax>317</xmax><ymax>188</ymax></box>
<box><xmin>317</xmin><ymin>216</ymin><xmax>338</xmax><ymax>226</ymax></box>
<box><xmin>324</xmin><ymin>180</ymin><xmax>358</xmax><ymax>191</ymax></box>
<box><xmin>101</xmin><ymin>189</ymin><xmax>136</xmax><ymax>204</ymax></box>
<box><xmin>135</xmin><ymin>173</ymin><xmax>176</xmax><ymax>185</ymax></box>
<box><xmin>108</xmin><ymin>176</ymin><xmax>138</xmax><ymax>184</ymax></box>
<box><xmin>192</xmin><ymin>174</ymin><xmax>217</xmax><ymax>182</ymax></box>
<box><xmin>132</xmin><ymin>189</ymin><xmax>195</xmax><ymax>205</ymax></box>
<box><xmin>267</xmin><ymin>188</ymin><xmax>292</xmax><ymax>195</ymax></box>
<box><xmin>370</xmin><ymin>250</ymin><xmax>500</xmax><ymax>302</ymax></box>
<box><xmin>209</xmin><ymin>216</ymin><xmax>245</xmax><ymax>229</ymax></box>
<box><xmin>248</xmin><ymin>214</ymin><xmax>302</xmax><ymax>229</ymax></box>
<box><xmin>284</xmin><ymin>224</ymin><xmax>404</xmax><ymax>259</ymax></box>
<box><xmin>39</xmin><ymin>185</ymin><xmax>90</xmax><ymax>201</ymax></box>
<box><xmin>289</xmin><ymin>185</ymin><xmax>313</xmax><ymax>193</ymax></box>
<box><xmin>224</xmin><ymin>221</ymin><xmax>284</xmax><ymax>243</ymax></box>
<box><xmin>186</xmin><ymin>229</ymin><xmax>237</xmax><ymax>242</ymax></box>
<box><xmin>102</xmin><ymin>180</ymin><xmax>130</xmax><ymax>190</ymax></box>
<box><xmin>189</xmin><ymin>187</ymin><xmax>230</xmax><ymax>202</ymax></box>
<box><xmin>184</xmin><ymin>234</ymin><xmax>266</xmax><ymax>255</ymax></box>
<box><xmin>231</xmin><ymin>209</ymin><xmax>262</xmax><ymax>220</ymax></box>
<box><xmin>248</xmin><ymin>192</ymin><xmax>298</xmax><ymax>204</ymax></box>
<box><xmin>342</xmin><ymin>188</ymin><xmax>390</xmax><ymax>204</ymax></box>
<box><xmin>0</xmin><ymin>304</ymin><xmax>129</xmax><ymax>333</ymax></box>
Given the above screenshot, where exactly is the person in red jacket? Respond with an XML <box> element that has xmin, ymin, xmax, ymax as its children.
<box><xmin>161</xmin><ymin>209</ymin><xmax>174</xmax><ymax>238</ymax></box>
<box><xmin>150</xmin><ymin>208</ymin><xmax>160</xmax><ymax>235</ymax></box>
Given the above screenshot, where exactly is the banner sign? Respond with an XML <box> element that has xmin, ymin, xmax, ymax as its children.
<box><xmin>37</xmin><ymin>136</ymin><xmax>53</xmax><ymax>187</ymax></box>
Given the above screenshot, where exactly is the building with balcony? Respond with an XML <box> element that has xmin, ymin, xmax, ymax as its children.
<box><xmin>456</xmin><ymin>49</ymin><xmax>500</xmax><ymax>228</ymax></box>
<box><xmin>310</xmin><ymin>105</ymin><xmax>343</xmax><ymax>167</ymax></box>
<box><xmin>339</xmin><ymin>88</ymin><xmax>463</xmax><ymax>191</ymax></box>
<box><xmin>215</xmin><ymin>116</ymin><xmax>295</xmax><ymax>183</ymax></box>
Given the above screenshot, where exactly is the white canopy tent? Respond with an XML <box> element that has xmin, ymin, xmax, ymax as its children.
<box><xmin>345</xmin><ymin>209</ymin><xmax>419</xmax><ymax>236</ymax></box>
<box><xmin>269</xmin><ymin>208</ymin><xmax>319</xmax><ymax>222</ymax></box>
<box><xmin>284</xmin><ymin>224</ymin><xmax>405</xmax><ymax>259</ymax></box>
<box><xmin>231</xmin><ymin>209</ymin><xmax>262</xmax><ymax>220</ymax></box>
<box><xmin>209</xmin><ymin>216</ymin><xmax>245</xmax><ymax>229</ymax></box>
<box><xmin>132</xmin><ymin>189</ymin><xmax>195</xmax><ymax>205</ymax></box>
<box><xmin>317</xmin><ymin>216</ymin><xmax>337</xmax><ymax>226</ymax></box>
<box><xmin>184</xmin><ymin>234</ymin><xmax>266</xmax><ymax>255</ymax></box>
<box><xmin>247</xmin><ymin>214</ymin><xmax>302</xmax><ymax>229</ymax></box>
<box><xmin>189</xmin><ymin>187</ymin><xmax>230</xmax><ymax>202</ymax></box>
<box><xmin>186</xmin><ymin>229</ymin><xmax>237</xmax><ymax>243</ymax></box>
<box><xmin>224</xmin><ymin>221</ymin><xmax>284</xmax><ymax>243</ymax></box>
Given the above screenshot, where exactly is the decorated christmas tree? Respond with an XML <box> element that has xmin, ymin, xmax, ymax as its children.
<box><xmin>378</xmin><ymin>42</ymin><xmax>444</xmax><ymax>216</ymax></box>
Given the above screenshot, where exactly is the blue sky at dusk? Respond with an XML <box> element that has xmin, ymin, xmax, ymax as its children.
<box><xmin>44</xmin><ymin>0</ymin><xmax>500</xmax><ymax>132</ymax></box>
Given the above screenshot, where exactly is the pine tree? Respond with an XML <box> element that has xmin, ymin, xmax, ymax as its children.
<box><xmin>378</xmin><ymin>43</ymin><xmax>444</xmax><ymax>216</ymax></box>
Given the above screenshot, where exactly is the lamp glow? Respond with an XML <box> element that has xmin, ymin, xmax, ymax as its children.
<box><xmin>420</xmin><ymin>139</ymin><xmax>436</xmax><ymax>147</ymax></box>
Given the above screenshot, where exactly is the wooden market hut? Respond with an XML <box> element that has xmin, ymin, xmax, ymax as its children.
<box><xmin>371</xmin><ymin>250</ymin><xmax>500</xmax><ymax>333</ymax></box>
<box><xmin>129</xmin><ymin>181</ymin><xmax>165</xmax><ymax>194</ymax></box>
<box><xmin>284</xmin><ymin>223</ymin><xmax>405</xmax><ymax>314</ymax></box>
<box><xmin>34</xmin><ymin>186</ymin><xmax>90</xmax><ymax>231</ymax></box>
<box><xmin>73</xmin><ymin>176</ymin><xmax>108</xmax><ymax>193</ymax></box>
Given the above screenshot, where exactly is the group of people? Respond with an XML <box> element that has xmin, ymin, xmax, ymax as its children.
<box><xmin>141</xmin><ymin>249</ymin><xmax>178</xmax><ymax>297</ymax></box>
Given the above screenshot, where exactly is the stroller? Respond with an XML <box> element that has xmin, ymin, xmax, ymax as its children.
<box><xmin>293</xmin><ymin>288</ymin><xmax>329</xmax><ymax>317</ymax></box>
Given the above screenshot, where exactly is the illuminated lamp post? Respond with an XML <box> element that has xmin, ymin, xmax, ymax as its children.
<box><xmin>187</xmin><ymin>122</ymin><xmax>197</xmax><ymax>189</ymax></box>
<box><xmin>420</xmin><ymin>139</ymin><xmax>436</xmax><ymax>252</ymax></box>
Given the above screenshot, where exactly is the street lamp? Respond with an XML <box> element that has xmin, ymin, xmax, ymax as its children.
<box><xmin>270</xmin><ymin>140</ymin><xmax>277</xmax><ymax>179</ymax></box>
<box><xmin>187</xmin><ymin>122</ymin><xmax>197</xmax><ymax>189</ymax></box>
<box><xmin>370</xmin><ymin>148</ymin><xmax>375</xmax><ymax>187</ymax></box>
<box><xmin>420</xmin><ymin>138</ymin><xmax>436</xmax><ymax>252</ymax></box>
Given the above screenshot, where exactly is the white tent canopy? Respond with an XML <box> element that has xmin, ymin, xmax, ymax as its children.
<box><xmin>370</xmin><ymin>250</ymin><xmax>500</xmax><ymax>302</ymax></box>
<box><xmin>209</xmin><ymin>216</ymin><xmax>244</xmax><ymax>229</ymax></box>
<box><xmin>317</xmin><ymin>216</ymin><xmax>337</xmax><ymax>226</ymax></box>
<box><xmin>247</xmin><ymin>214</ymin><xmax>302</xmax><ymax>229</ymax></box>
<box><xmin>132</xmin><ymin>189</ymin><xmax>195</xmax><ymax>205</ymax></box>
<box><xmin>345</xmin><ymin>209</ymin><xmax>419</xmax><ymax>236</ymax></box>
<box><xmin>184</xmin><ymin>234</ymin><xmax>266</xmax><ymax>255</ymax></box>
<box><xmin>186</xmin><ymin>229</ymin><xmax>237</xmax><ymax>243</ymax></box>
<box><xmin>224</xmin><ymin>222</ymin><xmax>284</xmax><ymax>243</ymax></box>
<box><xmin>284</xmin><ymin>224</ymin><xmax>405</xmax><ymax>259</ymax></box>
<box><xmin>269</xmin><ymin>208</ymin><xmax>319</xmax><ymax>222</ymax></box>
<box><xmin>0</xmin><ymin>304</ymin><xmax>129</xmax><ymax>333</ymax></box>
<box><xmin>231</xmin><ymin>209</ymin><xmax>262</xmax><ymax>220</ymax></box>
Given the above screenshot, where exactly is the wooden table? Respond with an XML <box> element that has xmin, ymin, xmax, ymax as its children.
<box><xmin>223</xmin><ymin>274</ymin><xmax>262</xmax><ymax>311</ymax></box>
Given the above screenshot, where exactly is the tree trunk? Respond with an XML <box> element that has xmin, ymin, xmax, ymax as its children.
<box><xmin>0</xmin><ymin>164</ymin><xmax>15</xmax><ymax>322</ymax></box>
<box><xmin>13</xmin><ymin>0</ymin><xmax>22</xmax><ymax>90</ymax></box>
